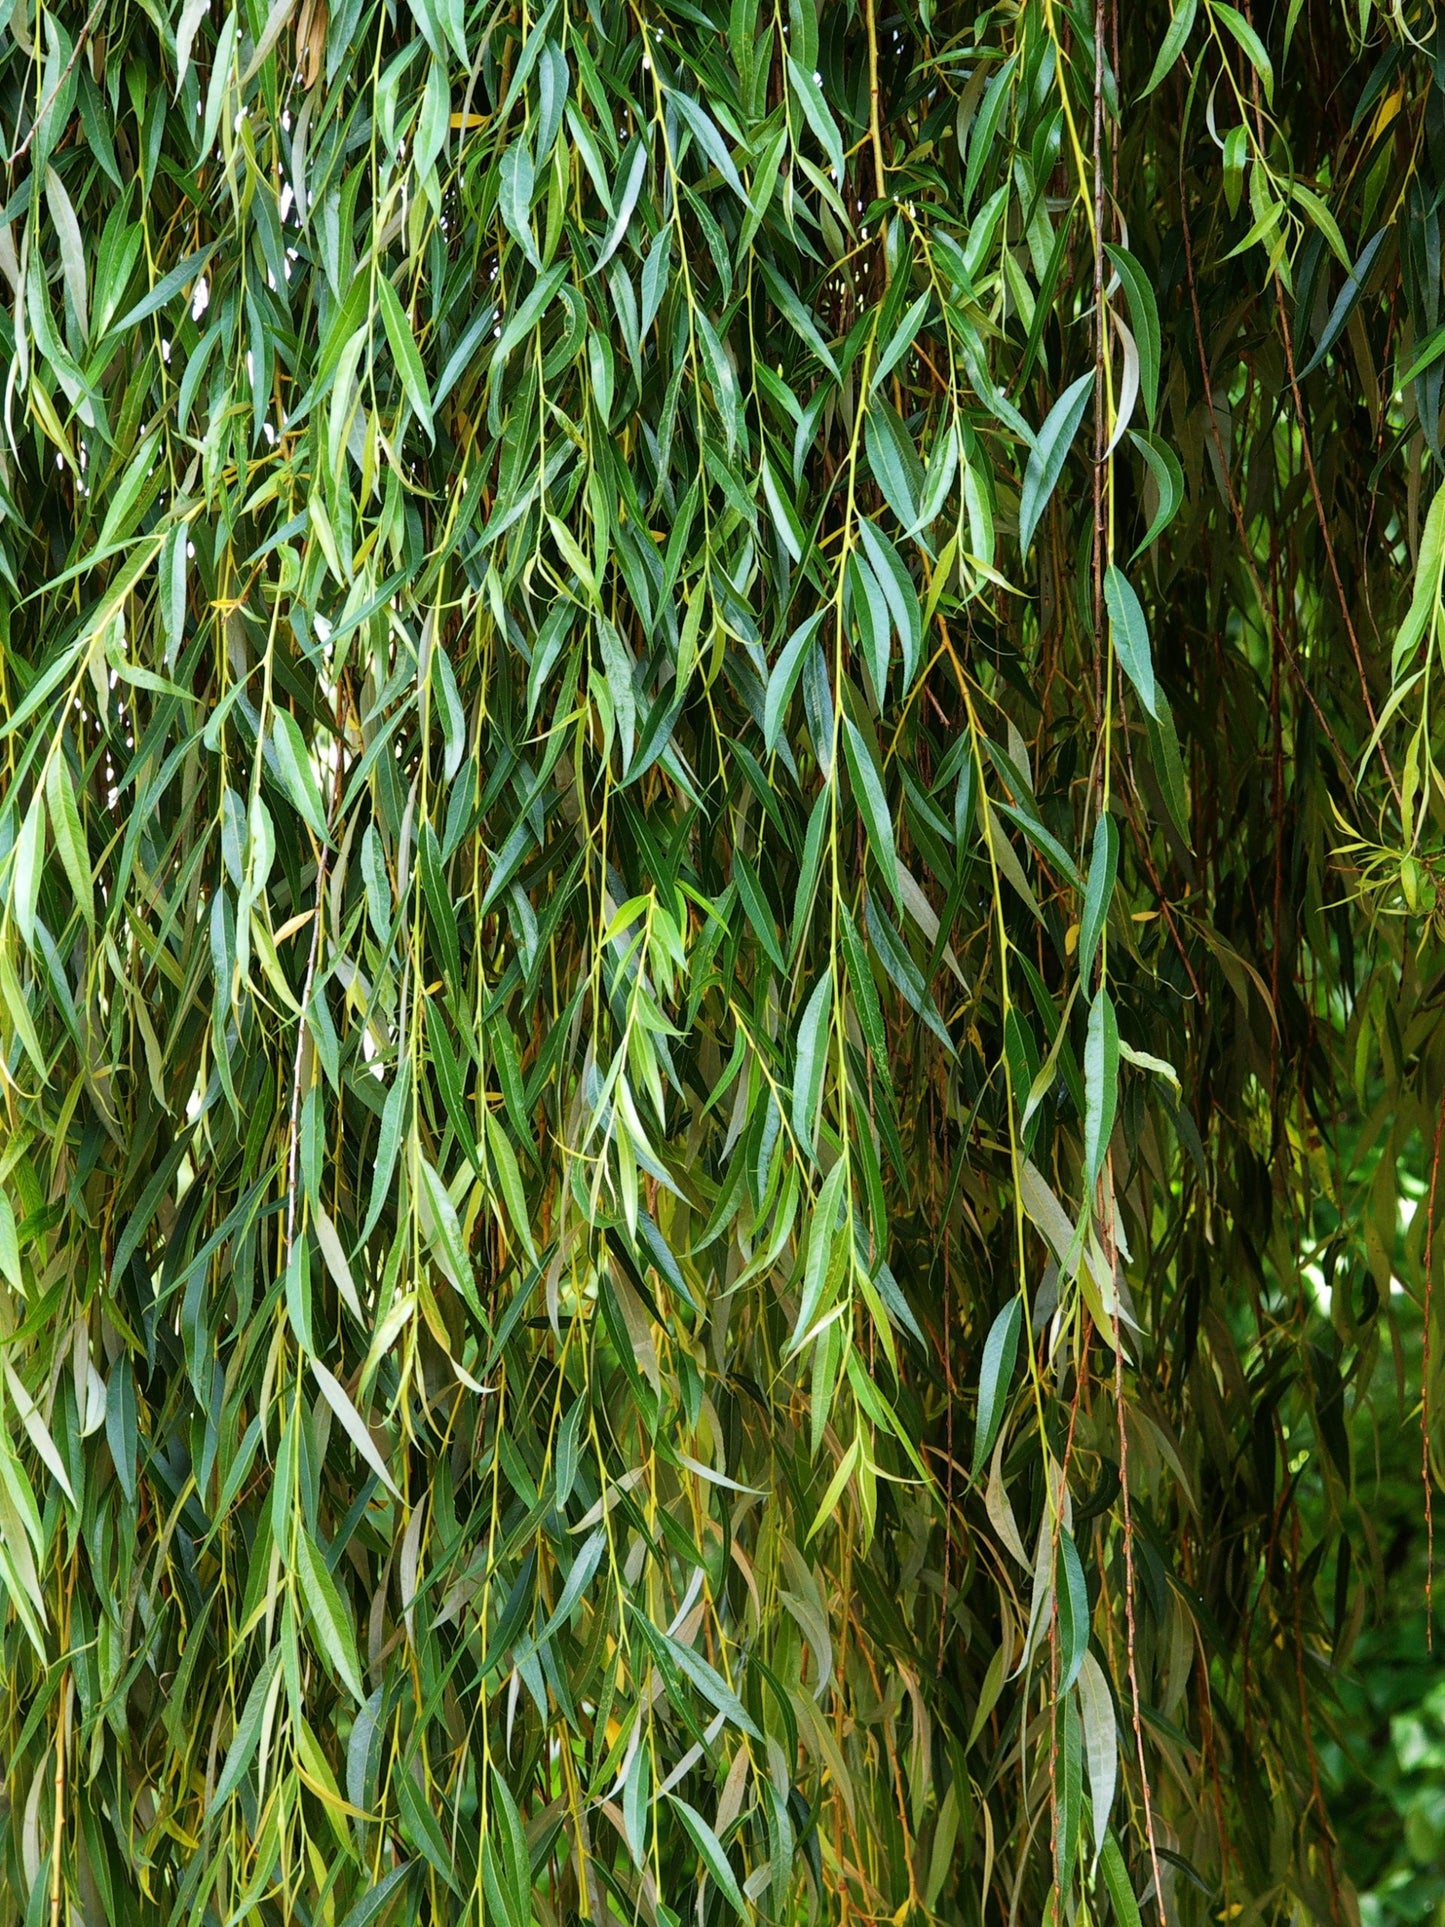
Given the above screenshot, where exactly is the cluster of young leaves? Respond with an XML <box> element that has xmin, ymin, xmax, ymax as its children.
<box><xmin>3</xmin><ymin>0</ymin><xmax>1445</xmax><ymax>1922</ymax></box>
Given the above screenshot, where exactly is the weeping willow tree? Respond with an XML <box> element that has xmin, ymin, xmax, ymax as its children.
<box><xmin>3</xmin><ymin>0</ymin><xmax>1445</xmax><ymax>1919</ymax></box>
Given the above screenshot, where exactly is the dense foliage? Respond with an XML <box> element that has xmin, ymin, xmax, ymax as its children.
<box><xmin>1325</xmin><ymin>1317</ymin><xmax>1442</xmax><ymax>1927</ymax></box>
<box><xmin>2</xmin><ymin>0</ymin><xmax>1444</xmax><ymax>1920</ymax></box>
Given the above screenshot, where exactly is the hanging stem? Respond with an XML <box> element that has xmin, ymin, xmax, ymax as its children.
<box><xmin>866</xmin><ymin>0</ymin><xmax>887</xmax><ymax>201</ymax></box>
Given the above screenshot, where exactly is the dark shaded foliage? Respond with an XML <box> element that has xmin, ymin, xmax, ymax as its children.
<box><xmin>0</xmin><ymin>0</ymin><xmax>1441</xmax><ymax>1923</ymax></box>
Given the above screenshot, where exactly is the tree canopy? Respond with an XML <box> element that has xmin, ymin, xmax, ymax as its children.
<box><xmin>0</xmin><ymin>0</ymin><xmax>1442</xmax><ymax>1922</ymax></box>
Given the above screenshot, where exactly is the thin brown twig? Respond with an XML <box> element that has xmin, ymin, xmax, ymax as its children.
<box><xmin>1118</xmin><ymin>699</ymin><xmax>1208</xmax><ymax>1005</ymax></box>
<box><xmin>1242</xmin><ymin>8</ymin><xmax>1398</xmax><ymax>815</ymax></box>
<box><xmin>1271</xmin><ymin>272</ymin><xmax>1395</xmax><ymax>797</ymax></box>
<box><xmin>1177</xmin><ymin>172</ymin><xmax>1354</xmax><ymax>783</ymax></box>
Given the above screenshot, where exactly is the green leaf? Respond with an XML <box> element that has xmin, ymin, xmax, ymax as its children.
<box><xmin>295</xmin><ymin>1526</ymin><xmax>367</xmax><ymax>1703</ymax></box>
<box><xmin>412</xmin><ymin>55</ymin><xmax>451</xmax><ymax>182</ymax></box>
<box><xmin>670</xmin><ymin>93</ymin><xmax>752</xmax><ymax>209</ymax></box>
<box><xmin>1394</xmin><ymin>483</ymin><xmax>1445</xmax><ymax>675</ymax></box>
<box><xmin>762</xmin><ymin>454</ymin><xmax>807</xmax><ymax>564</ymax></box>
<box><xmin>759</xmin><ymin>262</ymin><xmax>841</xmax><ymax>380</ymax></box>
<box><xmin>44</xmin><ymin>751</ymin><xmax>93</xmax><ymax>928</ymax></box>
<box><xmin>499</xmin><ymin>143</ymin><xmax>541</xmax><ymax>268</ymax></box>
<box><xmin>662</xmin><ymin>1628</ymin><xmax>762</xmax><ymax>1737</ymax></box>
<box><xmin>1084</xmin><ymin>989</ymin><xmax>1119</xmax><ymax>1187</ymax></box>
<box><xmin>765</xmin><ymin>611</ymin><xmax>826</xmax><ymax>750</ymax></box>
<box><xmin>417</xmin><ymin>1154</ymin><xmax>480</xmax><ymax>1306</ymax></box>
<box><xmin>431</xmin><ymin>642</ymin><xmax>467</xmax><ymax>784</ymax></box>
<box><xmin>1128</xmin><ymin>431</ymin><xmax>1185</xmax><ymax>556</ymax></box>
<box><xmin>911</xmin><ymin>424</ymin><xmax>960</xmax><ymax>539</ymax></box>
<box><xmin>1056</xmin><ymin>1528</ymin><xmax>1090</xmax><ymax>1693</ymax></box>
<box><xmin>871</xmin><ymin>291</ymin><xmax>931</xmax><ymax>394</ymax></box>
<box><xmin>5</xmin><ymin>1362</ymin><xmax>73</xmax><ymax>1502</ymax></box>
<box><xmin>1</xmin><ymin>948</ymin><xmax>48</xmax><ymax>1081</ymax></box>
<box><xmin>209</xmin><ymin>1650</ymin><xmax>283</xmax><ymax>1810</ymax></box>
<box><xmin>108</xmin><ymin>243</ymin><xmax>216</xmax><ymax>334</ymax></box>
<box><xmin>1019</xmin><ymin>372</ymin><xmax>1094</xmax><ymax>553</ymax></box>
<box><xmin>592</xmin><ymin>138</ymin><xmax>650</xmax><ymax>275</ymax></box>
<box><xmin>1103</xmin><ymin>564</ymin><xmax>1158</xmax><ymax>718</ymax></box>
<box><xmin>397</xmin><ymin>1769</ymin><xmax>457</xmax><ymax>1887</ymax></box>
<box><xmin>734</xmin><ymin>853</ymin><xmax>788</xmax><ymax>976</ymax></box>
<box><xmin>12</xmin><ymin>788</ymin><xmax>44</xmax><ymax>949</ymax></box>
<box><xmin>857</xmin><ymin>518</ymin><xmax>922</xmax><ymax>693</ymax></box>
<box><xmin>1055</xmin><ymin>1689</ymin><xmax>1083</xmax><ymax>1887</ymax></box>
<box><xmin>160</xmin><ymin>521</ymin><xmax>188</xmax><ymax>663</ymax></box>
<box><xmin>623</xmin><ymin>1735</ymin><xmax>650</xmax><ymax>1866</ymax></box>
<box><xmin>1104</xmin><ymin>246</ymin><xmax>1160</xmax><ymax>424</ymax></box>
<box><xmin>174</xmin><ymin>0</ymin><xmax>213</xmax><ymax>90</ymax></box>
<box><xmin>791</xmin><ymin>967</ymin><xmax>834</xmax><ymax>1161</ymax></box>
<box><xmin>963</xmin><ymin>55</ymin><xmax>1017</xmax><ymax>210</ymax></box>
<box><xmin>695</xmin><ymin>308</ymin><xmax>744</xmax><ymax>452</ymax></box>
<box><xmin>434</xmin><ymin>300</ymin><xmax>502</xmax><ymax>407</ymax></box>
<box><xmin>311</xmin><ymin>1359</ymin><xmax>401</xmax><ymax>1497</ymax></box>
<box><xmin>1213</xmin><ymin>2</ymin><xmax>1274</xmax><ymax>104</ymax></box>
<box><xmin>864</xmin><ymin>403</ymin><xmax>922</xmax><ymax>529</ymax></box>
<box><xmin>104</xmin><ymin>1355</ymin><xmax>137</xmax><ymax>1502</ymax></box>
<box><xmin>842</xmin><ymin>717</ymin><xmax>900</xmax><ymax>905</ymax></box>
<box><xmin>787</xmin><ymin>56</ymin><xmax>846</xmax><ymax>185</ymax></box>
<box><xmin>807</xmin><ymin>1433</ymin><xmax>861</xmax><ymax>1541</ymax></box>
<box><xmin>525</xmin><ymin>1529</ymin><xmax>605</xmax><ymax>1650</ymax></box>
<box><xmin>338</xmin><ymin>1865</ymin><xmax>414</xmax><ymax>1927</ymax></box>
<box><xmin>271</xmin><ymin>710</ymin><xmax>330</xmax><ymax>844</ymax></box>
<box><xmin>848</xmin><ymin>552</ymin><xmax>892</xmax><ymax>705</ymax></box>
<box><xmin>376</xmin><ymin>274</ymin><xmax>436</xmax><ymax>439</ymax></box>
<box><xmin>596</xmin><ymin>617</ymin><xmax>637</xmax><ymax>769</ymax></box>
<box><xmin>489</xmin><ymin>1768</ymin><xmax>534</xmax><ymax>1927</ymax></box>
<box><xmin>436</xmin><ymin>0</ymin><xmax>468</xmax><ymax>61</ymax></box>
<box><xmin>1078</xmin><ymin>1650</ymin><xmax>1118</xmax><ymax>1857</ymax></box>
<box><xmin>992</xmin><ymin>799</ymin><xmax>1084</xmax><ymax>890</ymax></box>
<box><xmin>0</xmin><ymin>1191</ymin><xmax>19</xmax><ymax>1299</ymax></box>
<box><xmin>1078</xmin><ymin>813</ymin><xmax>1119</xmax><ymax>989</ymax></box>
<box><xmin>1399</xmin><ymin>323</ymin><xmax>1445</xmax><ymax>392</ymax></box>
<box><xmin>1099</xmin><ymin>1835</ymin><xmax>1144</xmax><ymax>1927</ymax></box>
<box><xmin>971</xmin><ymin>1295</ymin><xmax>1022</xmax><ymax>1476</ymax></box>
<box><xmin>1141</xmin><ymin>0</ymin><xmax>1196</xmax><ymax>93</ymax></box>
<box><xmin>1144</xmin><ymin>691</ymin><xmax>1191</xmax><ymax>845</ymax></box>
<box><xmin>45</xmin><ymin>165</ymin><xmax>88</xmax><ymax>340</ymax></box>
<box><xmin>840</xmin><ymin>901</ymin><xmax>892</xmax><ymax>1095</ymax></box>
<box><xmin>793</xmin><ymin>1156</ymin><xmax>849</xmax><ymax>1349</ymax></box>
<box><xmin>364</xmin><ymin>1065</ymin><xmax>410</xmax><ymax>1240</ymax></box>
<box><xmin>1290</xmin><ymin>184</ymin><xmax>1352</xmax><ymax>272</ymax></box>
<box><xmin>1298</xmin><ymin>229</ymin><xmax>1388</xmax><ymax>380</ymax></box>
<box><xmin>1220</xmin><ymin>126</ymin><xmax>1247</xmax><ymax>224</ymax></box>
<box><xmin>670</xmin><ymin>1795</ymin><xmax>747</xmax><ymax>1915</ymax></box>
<box><xmin>97</xmin><ymin>431</ymin><xmax>163</xmax><ymax>552</ymax></box>
<box><xmin>485</xmin><ymin>1110</ymin><xmax>537</xmax><ymax>1262</ymax></box>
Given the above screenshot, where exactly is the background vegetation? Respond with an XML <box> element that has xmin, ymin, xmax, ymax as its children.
<box><xmin>1</xmin><ymin>0</ymin><xmax>1443</xmax><ymax>1921</ymax></box>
